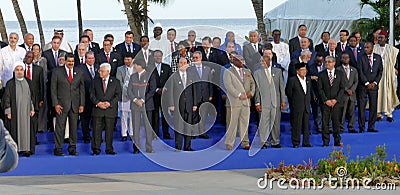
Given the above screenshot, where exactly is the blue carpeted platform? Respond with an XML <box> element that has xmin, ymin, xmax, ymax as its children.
<box><xmin>1</xmin><ymin>111</ymin><xmax>400</xmax><ymax>176</ymax></box>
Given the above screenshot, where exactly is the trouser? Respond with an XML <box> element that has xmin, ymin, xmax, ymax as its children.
<box><xmin>120</xmin><ymin>111</ymin><xmax>133</xmax><ymax>137</ymax></box>
<box><xmin>258</xmin><ymin>105</ymin><xmax>276</xmax><ymax>145</ymax></box>
<box><xmin>54</xmin><ymin>108</ymin><xmax>77</xmax><ymax>153</ymax></box>
<box><xmin>92</xmin><ymin>116</ymin><xmax>115</xmax><ymax>153</ymax></box>
<box><xmin>340</xmin><ymin>97</ymin><xmax>356</xmax><ymax>132</ymax></box>
<box><xmin>290</xmin><ymin>110</ymin><xmax>310</xmax><ymax>146</ymax></box>
<box><xmin>174</xmin><ymin>110</ymin><xmax>192</xmax><ymax>150</ymax></box>
<box><xmin>311</xmin><ymin>97</ymin><xmax>322</xmax><ymax>132</ymax></box>
<box><xmin>321</xmin><ymin>104</ymin><xmax>341</xmax><ymax>145</ymax></box>
<box><xmin>132</xmin><ymin>110</ymin><xmax>153</xmax><ymax>152</ymax></box>
<box><xmin>80</xmin><ymin>104</ymin><xmax>93</xmax><ymax>140</ymax></box>
<box><xmin>152</xmin><ymin>93</ymin><xmax>170</xmax><ymax>138</ymax></box>
<box><xmin>225</xmin><ymin>106</ymin><xmax>250</xmax><ymax>147</ymax></box>
<box><xmin>357</xmin><ymin>86</ymin><xmax>378</xmax><ymax>131</ymax></box>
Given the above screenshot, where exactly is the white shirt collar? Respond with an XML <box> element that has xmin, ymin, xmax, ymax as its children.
<box><xmin>65</xmin><ymin>66</ymin><xmax>73</xmax><ymax>74</ymax></box>
<box><xmin>327</xmin><ymin>68</ymin><xmax>335</xmax><ymax>75</ymax></box>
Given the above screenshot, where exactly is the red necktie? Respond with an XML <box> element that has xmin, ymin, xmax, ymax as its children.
<box><xmin>171</xmin><ymin>42</ymin><xmax>175</xmax><ymax>53</ymax></box>
<box><xmin>103</xmin><ymin>79</ymin><xmax>107</xmax><ymax>93</ymax></box>
<box><xmin>341</xmin><ymin>43</ymin><xmax>345</xmax><ymax>52</ymax></box>
<box><xmin>353</xmin><ymin>48</ymin><xmax>357</xmax><ymax>60</ymax></box>
<box><xmin>27</xmin><ymin>65</ymin><xmax>31</xmax><ymax>80</ymax></box>
<box><xmin>369</xmin><ymin>55</ymin><xmax>373</xmax><ymax>69</ymax></box>
<box><xmin>68</xmin><ymin>69</ymin><xmax>73</xmax><ymax>84</ymax></box>
<box><xmin>106</xmin><ymin>53</ymin><xmax>110</xmax><ymax>63</ymax></box>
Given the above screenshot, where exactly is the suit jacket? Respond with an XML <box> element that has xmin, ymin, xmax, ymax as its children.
<box><xmin>285</xmin><ymin>75</ymin><xmax>311</xmax><ymax>114</ymax></box>
<box><xmin>336</xmin><ymin>65</ymin><xmax>358</xmax><ymax>101</ymax></box>
<box><xmin>187</xmin><ymin>64</ymin><xmax>213</xmax><ymax>103</ymax></box>
<box><xmin>76</xmin><ymin>63</ymin><xmax>100</xmax><ymax>106</ymax></box>
<box><xmin>74</xmin><ymin>55</ymin><xmax>86</xmax><ymax>67</ymax></box>
<box><xmin>344</xmin><ymin>46</ymin><xmax>365</xmax><ymax>69</ymax></box>
<box><xmin>127</xmin><ymin>71</ymin><xmax>156</xmax><ymax>111</ymax></box>
<box><xmin>289</xmin><ymin>37</ymin><xmax>314</xmax><ymax>56</ymax></box>
<box><xmin>50</xmin><ymin>66</ymin><xmax>85</xmax><ymax>113</ymax></box>
<box><xmin>95</xmin><ymin>50</ymin><xmax>123</xmax><ymax>77</ymax></box>
<box><xmin>337</xmin><ymin>42</ymin><xmax>350</xmax><ymax>52</ymax></box>
<box><xmin>25</xmin><ymin>64</ymin><xmax>44</xmax><ymax>110</ymax></box>
<box><xmin>152</xmin><ymin>63</ymin><xmax>172</xmax><ymax>90</ymax></box>
<box><xmin>196</xmin><ymin>47</ymin><xmax>230</xmax><ymax>66</ymax></box>
<box><xmin>18</xmin><ymin>43</ymin><xmax>32</xmax><ymax>51</ymax></box>
<box><xmin>324</xmin><ymin>50</ymin><xmax>342</xmax><ymax>67</ymax></box>
<box><xmin>135</xmin><ymin>49</ymin><xmax>155</xmax><ymax>71</ymax></box>
<box><xmin>314</xmin><ymin>42</ymin><xmax>329</xmax><ymax>56</ymax></box>
<box><xmin>115</xmin><ymin>41</ymin><xmax>141</xmax><ymax>58</ymax></box>
<box><xmin>308</xmin><ymin>62</ymin><xmax>326</xmax><ymax>99</ymax></box>
<box><xmin>89</xmin><ymin>42</ymin><xmax>101</xmax><ymax>54</ymax></box>
<box><xmin>0</xmin><ymin>41</ymin><xmax>7</xmax><ymax>49</ymax></box>
<box><xmin>223</xmin><ymin>66</ymin><xmax>255</xmax><ymax>107</ymax></box>
<box><xmin>166</xmin><ymin>71</ymin><xmax>198</xmax><ymax>122</ymax></box>
<box><xmin>357</xmin><ymin>53</ymin><xmax>383</xmax><ymax>90</ymax></box>
<box><xmin>42</xmin><ymin>49</ymin><xmax>67</xmax><ymax>74</ymax></box>
<box><xmin>90</xmin><ymin>76</ymin><xmax>121</xmax><ymax>118</ymax></box>
<box><xmin>243</xmin><ymin>42</ymin><xmax>263</xmax><ymax>72</ymax></box>
<box><xmin>291</xmin><ymin>49</ymin><xmax>316</xmax><ymax>65</ymax></box>
<box><xmin>318</xmin><ymin>69</ymin><xmax>345</xmax><ymax>106</ymax></box>
<box><xmin>254</xmin><ymin>68</ymin><xmax>277</xmax><ymax>109</ymax></box>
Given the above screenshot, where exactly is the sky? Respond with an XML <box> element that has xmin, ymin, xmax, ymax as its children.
<box><xmin>1</xmin><ymin>0</ymin><xmax>286</xmax><ymax>21</ymax></box>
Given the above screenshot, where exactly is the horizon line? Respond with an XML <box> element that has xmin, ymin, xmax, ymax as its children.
<box><xmin>5</xmin><ymin>18</ymin><xmax>256</xmax><ymax>22</ymax></box>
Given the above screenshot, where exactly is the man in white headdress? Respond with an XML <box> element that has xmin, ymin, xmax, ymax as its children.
<box><xmin>2</xmin><ymin>61</ymin><xmax>36</xmax><ymax>157</ymax></box>
<box><xmin>44</xmin><ymin>29</ymin><xmax>74</xmax><ymax>53</ymax></box>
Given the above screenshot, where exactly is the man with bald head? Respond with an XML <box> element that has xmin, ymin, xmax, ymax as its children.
<box><xmin>290</xmin><ymin>37</ymin><xmax>316</xmax><ymax>69</ymax></box>
<box><xmin>19</xmin><ymin>33</ymin><xmax>35</xmax><ymax>51</ymax></box>
<box><xmin>75</xmin><ymin>43</ymin><xmax>88</xmax><ymax>66</ymax></box>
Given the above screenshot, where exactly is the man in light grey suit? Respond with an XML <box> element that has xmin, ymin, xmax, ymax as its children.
<box><xmin>336</xmin><ymin>53</ymin><xmax>358</xmax><ymax>133</ymax></box>
<box><xmin>187</xmin><ymin>51</ymin><xmax>213</xmax><ymax>139</ymax></box>
<box><xmin>223</xmin><ymin>53</ymin><xmax>255</xmax><ymax>150</ymax></box>
<box><xmin>0</xmin><ymin>119</ymin><xmax>18</xmax><ymax>173</ymax></box>
<box><xmin>254</xmin><ymin>49</ymin><xmax>286</xmax><ymax>149</ymax></box>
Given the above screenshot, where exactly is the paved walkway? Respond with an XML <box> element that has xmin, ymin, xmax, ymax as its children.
<box><xmin>0</xmin><ymin>169</ymin><xmax>398</xmax><ymax>194</ymax></box>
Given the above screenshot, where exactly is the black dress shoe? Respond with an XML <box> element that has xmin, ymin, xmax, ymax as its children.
<box><xmin>387</xmin><ymin>117</ymin><xmax>394</xmax><ymax>122</ymax></box>
<box><xmin>367</xmin><ymin>129</ymin><xmax>379</xmax><ymax>132</ymax></box>
<box><xmin>271</xmin><ymin>144</ymin><xmax>282</xmax><ymax>148</ymax></box>
<box><xmin>293</xmin><ymin>145</ymin><xmax>299</xmax><ymax>148</ymax></box>
<box><xmin>64</xmin><ymin>138</ymin><xmax>70</xmax><ymax>144</ymax></box>
<box><xmin>54</xmin><ymin>150</ymin><xmax>65</xmax><ymax>156</ymax></box>
<box><xmin>84</xmin><ymin>139</ymin><xmax>90</xmax><ymax>144</ymax></box>
<box><xmin>184</xmin><ymin>148</ymin><xmax>195</xmax><ymax>151</ymax></box>
<box><xmin>322</xmin><ymin>144</ymin><xmax>329</xmax><ymax>147</ymax></box>
<box><xmin>92</xmin><ymin>151</ymin><xmax>100</xmax><ymax>156</ymax></box>
<box><xmin>348</xmin><ymin>130</ymin><xmax>358</xmax><ymax>133</ymax></box>
<box><xmin>106</xmin><ymin>151</ymin><xmax>117</xmax><ymax>155</ymax></box>
<box><xmin>377</xmin><ymin>117</ymin><xmax>382</xmax><ymax>121</ymax></box>
<box><xmin>133</xmin><ymin>145</ymin><xmax>140</xmax><ymax>154</ymax></box>
<box><xmin>22</xmin><ymin>151</ymin><xmax>32</xmax><ymax>157</ymax></box>
<box><xmin>36</xmin><ymin>141</ymin><xmax>40</xmax><ymax>145</ymax></box>
<box><xmin>199</xmin><ymin>134</ymin><xmax>210</xmax><ymax>139</ymax></box>
<box><xmin>69</xmin><ymin>151</ymin><xmax>79</xmax><ymax>156</ymax></box>
<box><xmin>359</xmin><ymin>128</ymin><xmax>365</xmax><ymax>133</ymax></box>
<box><xmin>302</xmin><ymin>144</ymin><xmax>312</xmax><ymax>147</ymax></box>
<box><xmin>121</xmin><ymin>136</ymin><xmax>127</xmax><ymax>141</ymax></box>
<box><xmin>261</xmin><ymin>144</ymin><xmax>268</xmax><ymax>149</ymax></box>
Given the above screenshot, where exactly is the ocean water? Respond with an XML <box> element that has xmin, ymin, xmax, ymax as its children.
<box><xmin>3</xmin><ymin>18</ymin><xmax>256</xmax><ymax>47</ymax></box>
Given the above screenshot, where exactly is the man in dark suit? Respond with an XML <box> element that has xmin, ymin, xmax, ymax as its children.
<box><xmin>128</xmin><ymin>59</ymin><xmax>156</xmax><ymax>154</ymax></box>
<box><xmin>136</xmin><ymin>35</ymin><xmax>155</xmax><ymax>70</ymax></box>
<box><xmin>243</xmin><ymin>30</ymin><xmax>263</xmax><ymax>72</ymax></box>
<box><xmin>51</xmin><ymin>53</ymin><xmax>85</xmax><ymax>156</ymax></box>
<box><xmin>318</xmin><ymin>56</ymin><xmax>345</xmax><ymax>147</ymax></box>
<box><xmin>314</xmin><ymin>32</ymin><xmax>330</xmax><ymax>57</ymax></box>
<box><xmin>336</xmin><ymin>53</ymin><xmax>358</xmax><ymax>133</ymax></box>
<box><xmin>24</xmin><ymin>52</ymin><xmax>44</xmax><ymax>145</ymax></box>
<box><xmin>285</xmin><ymin>62</ymin><xmax>312</xmax><ymax>148</ymax></box>
<box><xmin>344</xmin><ymin>35</ymin><xmax>364</xmax><ymax>69</ymax></box>
<box><xmin>357</xmin><ymin>42</ymin><xmax>383</xmax><ymax>133</ymax></box>
<box><xmin>151</xmin><ymin>50</ymin><xmax>172</xmax><ymax>139</ymax></box>
<box><xmin>187</xmin><ymin>30</ymin><xmax>202</xmax><ymax>53</ymax></box>
<box><xmin>18</xmin><ymin>33</ymin><xmax>34</xmax><ymax>51</ymax></box>
<box><xmin>308</xmin><ymin>54</ymin><xmax>325</xmax><ymax>134</ymax></box>
<box><xmin>351</xmin><ymin>31</ymin><xmax>365</xmax><ymax>51</ymax></box>
<box><xmin>289</xmin><ymin>24</ymin><xmax>314</xmax><ymax>57</ymax></box>
<box><xmin>83</xmin><ymin>29</ymin><xmax>101</xmax><ymax>54</ymax></box>
<box><xmin>89</xmin><ymin>63</ymin><xmax>121</xmax><ymax>155</ymax></box>
<box><xmin>115</xmin><ymin>31</ymin><xmax>141</xmax><ymax>58</ymax></box>
<box><xmin>325</xmin><ymin>39</ymin><xmax>342</xmax><ymax>67</ymax></box>
<box><xmin>291</xmin><ymin>37</ymin><xmax>316</xmax><ymax>66</ymax></box>
<box><xmin>196</xmin><ymin>36</ymin><xmax>229</xmax><ymax>66</ymax></box>
<box><xmin>96</xmin><ymin>39</ymin><xmax>123</xmax><ymax>77</ymax></box>
<box><xmin>165</xmin><ymin>58</ymin><xmax>198</xmax><ymax>151</ymax></box>
<box><xmin>289</xmin><ymin>49</ymin><xmax>315</xmax><ymax>78</ymax></box>
<box><xmin>76</xmin><ymin>51</ymin><xmax>99</xmax><ymax>143</ymax></box>
<box><xmin>188</xmin><ymin>51</ymin><xmax>213</xmax><ymax>139</ymax></box>
<box><xmin>337</xmin><ymin>30</ymin><xmax>350</xmax><ymax>53</ymax></box>
<box><xmin>75</xmin><ymin>43</ymin><xmax>88</xmax><ymax>67</ymax></box>
<box><xmin>42</xmin><ymin>36</ymin><xmax>66</xmax><ymax>131</ymax></box>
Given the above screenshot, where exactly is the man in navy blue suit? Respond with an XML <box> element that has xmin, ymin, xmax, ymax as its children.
<box><xmin>344</xmin><ymin>35</ymin><xmax>364</xmax><ymax>69</ymax></box>
<box><xmin>115</xmin><ymin>31</ymin><xmax>141</xmax><ymax>58</ymax></box>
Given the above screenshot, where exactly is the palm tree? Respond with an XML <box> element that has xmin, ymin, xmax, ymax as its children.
<box><xmin>77</xmin><ymin>0</ymin><xmax>83</xmax><ymax>38</ymax></box>
<box><xmin>352</xmin><ymin>0</ymin><xmax>400</xmax><ymax>41</ymax></box>
<box><xmin>11</xmin><ymin>0</ymin><xmax>28</xmax><ymax>36</ymax></box>
<box><xmin>33</xmin><ymin>0</ymin><xmax>45</xmax><ymax>48</ymax></box>
<box><xmin>0</xmin><ymin>8</ymin><xmax>8</xmax><ymax>43</ymax></box>
<box><xmin>251</xmin><ymin>0</ymin><xmax>267</xmax><ymax>43</ymax></box>
<box><xmin>118</xmin><ymin>0</ymin><xmax>168</xmax><ymax>42</ymax></box>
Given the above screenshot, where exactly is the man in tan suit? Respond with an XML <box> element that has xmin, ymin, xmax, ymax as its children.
<box><xmin>223</xmin><ymin>53</ymin><xmax>255</xmax><ymax>150</ymax></box>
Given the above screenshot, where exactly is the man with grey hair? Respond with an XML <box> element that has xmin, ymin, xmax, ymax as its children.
<box><xmin>325</xmin><ymin>39</ymin><xmax>342</xmax><ymax>66</ymax></box>
<box><xmin>288</xmin><ymin>49</ymin><xmax>312</xmax><ymax>78</ymax></box>
<box><xmin>75</xmin><ymin>43</ymin><xmax>88</xmax><ymax>66</ymax></box>
<box><xmin>0</xmin><ymin>119</ymin><xmax>18</xmax><ymax>173</ymax></box>
<box><xmin>243</xmin><ymin>30</ymin><xmax>263</xmax><ymax>71</ymax></box>
<box><xmin>19</xmin><ymin>33</ymin><xmax>35</xmax><ymax>51</ymax></box>
<box><xmin>90</xmin><ymin>63</ymin><xmax>121</xmax><ymax>155</ymax></box>
<box><xmin>187</xmin><ymin>30</ymin><xmax>201</xmax><ymax>52</ymax></box>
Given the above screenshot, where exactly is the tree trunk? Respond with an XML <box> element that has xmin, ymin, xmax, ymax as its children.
<box><xmin>251</xmin><ymin>0</ymin><xmax>267</xmax><ymax>44</ymax></box>
<box><xmin>11</xmin><ymin>0</ymin><xmax>28</xmax><ymax>36</ymax></box>
<box><xmin>33</xmin><ymin>0</ymin><xmax>45</xmax><ymax>48</ymax></box>
<box><xmin>143</xmin><ymin>0</ymin><xmax>148</xmax><ymax>36</ymax></box>
<box><xmin>123</xmin><ymin>0</ymin><xmax>136</xmax><ymax>33</ymax></box>
<box><xmin>77</xmin><ymin>0</ymin><xmax>83</xmax><ymax>38</ymax></box>
<box><xmin>0</xmin><ymin>8</ymin><xmax>8</xmax><ymax>43</ymax></box>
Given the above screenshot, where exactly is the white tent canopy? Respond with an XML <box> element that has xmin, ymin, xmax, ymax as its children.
<box><xmin>264</xmin><ymin>0</ymin><xmax>379</xmax><ymax>44</ymax></box>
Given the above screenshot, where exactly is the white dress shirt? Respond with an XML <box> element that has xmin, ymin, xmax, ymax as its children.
<box><xmin>297</xmin><ymin>74</ymin><xmax>307</xmax><ymax>94</ymax></box>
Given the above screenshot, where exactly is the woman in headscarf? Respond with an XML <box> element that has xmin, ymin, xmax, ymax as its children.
<box><xmin>32</xmin><ymin>44</ymin><xmax>48</xmax><ymax>133</ymax></box>
<box><xmin>220</xmin><ymin>31</ymin><xmax>243</xmax><ymax>55</ymax></box>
